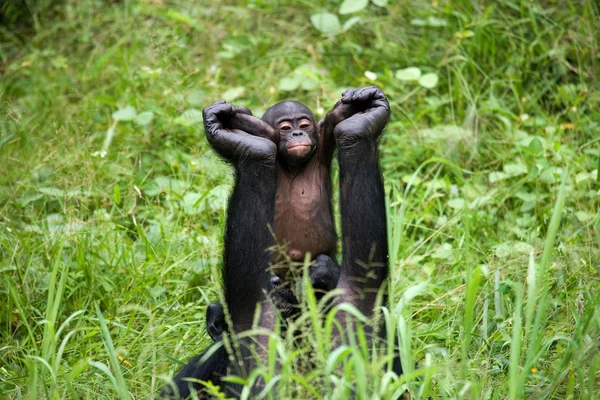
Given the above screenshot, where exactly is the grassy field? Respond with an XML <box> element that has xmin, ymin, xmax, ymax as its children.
<box><xmin>1</xmin><ymin>0</ymin><xmax>599</xmax><ymax>399</ymax></box>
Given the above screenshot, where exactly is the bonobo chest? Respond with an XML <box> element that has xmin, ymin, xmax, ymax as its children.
<box><xmin>274</xmin><ymin>162</ymin><xmax>336</xmax><ymax>263</ymax></box>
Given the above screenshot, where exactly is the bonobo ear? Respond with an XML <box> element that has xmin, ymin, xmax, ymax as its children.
<box><xmin>206</xmin><ymin>303</ymin><xmax>226</xmax><ymax>341</ymax></box>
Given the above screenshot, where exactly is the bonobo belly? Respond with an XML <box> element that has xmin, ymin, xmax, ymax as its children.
<box><xmin>274</xmin><ymin>168</ymin><xmax>336</xmax><ymax>277</ymax></box>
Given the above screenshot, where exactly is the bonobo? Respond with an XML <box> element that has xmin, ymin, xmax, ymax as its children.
<box><xmin>162</xmin><ymin>87</ymin><xmax>402</xmax><ymax>399</ymax></box>
<box><xmin>234</xmin><ymin>100</ymin><xmax>353</xmax><ymax>288</ymax></box>
<box><xmin>204</xmin><ymin>99</ymin><xmax>356</xmax><ymax>340</ymax></box>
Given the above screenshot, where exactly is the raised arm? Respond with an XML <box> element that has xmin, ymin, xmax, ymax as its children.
<box><xmin>203</xmin><ymin>100</ymin><xmax>278</xmax><ymax>332</ymax></box>
<box><xmin>333</xmin><ymin>86</ymin><xmax>390</xmax><ymax>316</ymax></box>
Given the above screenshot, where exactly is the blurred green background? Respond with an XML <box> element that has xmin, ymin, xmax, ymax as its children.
<box><xmin>1</xmin><ymin>0</ymin><xmax>599</xmax><ymax>399</ymax></box>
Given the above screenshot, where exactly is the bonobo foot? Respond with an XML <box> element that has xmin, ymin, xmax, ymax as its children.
<box><xmin>206</xmin><ymin>302</ymin><xmax>226</xmax><ymax>342</ymax></box>
<box><xmin>307</xmin><ymin>254</ymin><xmax>341</xmax><ymax>296</ymax></box>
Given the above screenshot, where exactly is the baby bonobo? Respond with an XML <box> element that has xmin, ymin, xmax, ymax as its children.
<box><xmin>205</xmin><ymin>99</ymin><xmax>356</xmax><ymax>341</ymax></box>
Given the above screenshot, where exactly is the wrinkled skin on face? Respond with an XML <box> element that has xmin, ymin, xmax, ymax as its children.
<box><xmin>262</xmin><ymin>101</ymin><xmax>318</xmax><ymax>169</ymax></box>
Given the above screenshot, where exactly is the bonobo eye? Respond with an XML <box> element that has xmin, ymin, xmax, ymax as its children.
<box><xmin>279</xmin><ymin>122</ymin><xmax>292</xmax><ymax>132</ymax></box>
<box><xmin>298</xmin><ymin>119</ymin><xmax>312</xmax><ymax>129</ymax></box>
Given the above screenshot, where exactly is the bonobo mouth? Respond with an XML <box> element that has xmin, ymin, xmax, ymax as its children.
<box><xmin>287</xmin><ymin>143</ymin><xmax>312</xmax><ymax>149</ymax></box>
<box><xmin>287</xmin><ymin>143</ymin><xmax>312</xmax><ymax>157</ymax></box>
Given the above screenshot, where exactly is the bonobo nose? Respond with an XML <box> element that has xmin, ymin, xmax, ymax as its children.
<box><xmin>292</xmin><ymin>130</ymin><xmax>304</xmax><ymax>137</ymax></box>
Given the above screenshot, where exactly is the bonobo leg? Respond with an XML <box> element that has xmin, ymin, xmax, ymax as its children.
<box><xmin>333</xmin><ymin>86</ymin><xmax>402</xmax><ymax>374</ymax></box>
<box><xmin>162</xmin><ymin>101</ymin><xmax>279</xmax><ymax>399</ymax></box>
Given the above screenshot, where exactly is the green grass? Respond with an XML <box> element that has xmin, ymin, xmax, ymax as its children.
<box><xmin>1</xmin><ymin>0</ymin><xmax>599</xmax><ymax>398</ymax></box>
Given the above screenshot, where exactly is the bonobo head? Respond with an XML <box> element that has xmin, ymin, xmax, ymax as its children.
<box><xmin>262</xmin><ymin>101</ymin><xmax>317</xmax><ymax>168</ymax></box>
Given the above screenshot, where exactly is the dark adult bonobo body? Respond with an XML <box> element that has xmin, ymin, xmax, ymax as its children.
<box><xmin>162</xmin><ymin>87</ymin><xmax>402</xmax><ymax>399</ymax></box>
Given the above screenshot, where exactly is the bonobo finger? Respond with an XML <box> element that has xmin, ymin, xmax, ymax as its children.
<box><xmin>203</xmin><ymin>102</ymin><xmax>235</xmax><ymax>133</ymax></box>
<box><xmin>231</xmin><ymin>113</ymin><xmax>278</xmax><ymax>144</ymax></box>
<box><xmin>326</xmin><ymin>101</ymin><xmax>357</xmax><ymax>125</ymax></box>
<box><xmin>340</xmin><ymin>88</ymin><xmax>359</xmax><ymax>104</ymax></box>
<box><xmin>236</xmin><ymin>106</ymin><xmax>253</xmax><ymax>116</ymax></box>
<box><xmin>211</xmin><ymin>129</ymin><xmax>277</xmax><ymax>163</ymax></box>
<box><xmin>352</xmin><ymin>86</ymin><xmax>386</xmax><ymax>102</ymax></box>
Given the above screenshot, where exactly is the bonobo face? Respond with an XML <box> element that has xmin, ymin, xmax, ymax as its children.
<box><xmin>262</xmin><ymin>101</ymin><xmax>317</xmax><ymax>167</ymax></box>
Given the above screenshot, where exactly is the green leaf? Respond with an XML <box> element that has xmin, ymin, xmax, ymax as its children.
<box><xmin>112</xmin><ymin>106</ymin><xmax>137</xmax><ymax>121</ymax></box>
<box><xmin>342</xmin><ymin>16</ymin><xmax>362</xmax><ymax>31</ymax></box>
<box><xmin>448</xmin><ymin>198</ymin><xmax>465</xmax><ymax>209</ymax></box>
<box><xmin>174</xmin><ymin>108</ymin><xmax>203</xmax><ymax>126</ymax></box>
<box><xmin>134</xmin><ymin>111</ymin><xmax>154</xmax><ymax>126</ymax></box>
<box><xmin>300</xmin><ymin>78</ymin><xmax>318</xmax><ymax>90</ymax></box>
<box><xmin>503</xmin><ymin>163</ymin><xmax>528</xmax><ymax>177</ymax></box>
<box><xmin>410</xmin><ymin>18</ymin><xmax>427</xmax><ymax>26</ymax></box>
<box><xmin>339</xmin><ymin>0</ymin><xmax>369</xmax><ymax>15</ymax></box>
<box><xmin>278</xmin><ymin>77</ymin><xmax>300</xmax><ymax>92</ymax></box>
<box><xmin>364</xmin><ymin>71</ymin><xmax>377</xmax><ymax>81</ymax></box>
<box><xmin>418</xmin><ymin>72</ymin><xmax>439</xmax><ymax>89</ymax></box>
<box><xmin>181</xmin><ymin>192</ymin><xmax>204</xmax><ymax>215</ymax></box>
<box><xmin>489</xmin><ymin>171</ymin><xmax>508</xmax><ymax>183</ymax></box>
<box><xmin>222</xmin><ymin>86</ymin><xmax>245</xmax><ymax>102</ymax></box>
<box><xmin>526</xmin><ymin>137</ymin><xmax>544</xmax><ymax>155</ymax></box>
<box><xmin>207</xmin><ymin>185</ymin><xmax>229</xmax><ymax>211</ymax></box>
<box><xmin>395</xmin><ymin>67</ymin><xmax>421</xmax><ymax>81</ymax></box>
<box><xmin>575</xmin><ymin>211</ymin><xmax>591</xmax><ymax>222</ymax></box>
<box><xmin>186</xmin><ymin>90</ymin><xmax>204</xmax><ymax>107</ymax></box>
<box><xmin>427</xmin><ymin>16</ymin><xmax>447</xmax><ymax>27</ymax></box>
<box><xmin>38</xmin><ymin>187</ymin><xmax>64</xmax><ymax>197</ymax></box>
<box><xmin>371</xmin><ymin>0</ymin><xmax>388</xmax><ymax>6</ymax></box>
<box><xmin>310</xmin><ymin>12</ymin><xmax>341</xmax><ymax>35</ymax></box>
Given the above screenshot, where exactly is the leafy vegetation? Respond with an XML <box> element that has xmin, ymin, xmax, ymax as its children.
<box><xmin>1</xmin><ymin>0</ymin><xmax>599</xmax><ymax>399</ymax></box>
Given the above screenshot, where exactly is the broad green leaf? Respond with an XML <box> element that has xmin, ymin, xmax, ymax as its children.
<box><xmin>503</xmin><ymin>163</ymin><xmax>528</xmax><ymax>177</ymax></box>
<box><xmin>339</xmin><ymin>0</ymin><xmax>369</xmax><ymax>15</ymax></box>
<box><xmin>575</xmin><ymin>211</ymin><xmax>591</xmax><ymax>222</ymax></box>
<box><xmin>182</xmin><ymin>192</ymin><xmax>204</xmax><ymax>215</ymax></box>
<box><xmin>489</xmin><ymin>171</ymin><xmax>508</xmax><ymax>183</ymax></box>
<box><xmin>372</xmin><ymin>0</ymin><xmax>388</xmax><ymax>6</ymax></box>
<box><xmin>418</xmin><ymin>72</ymin><xmax>439</xmax><ymax>88</ymax></box>
<box><xmin>410</xmin><ymin>18</ymin><xmax>427</xmax><ymax>26</ymax></box>
<box><xmin>134</xmin><ymin>111</ymin><xmax>154</xmax><ymax>126</ymax></box>
<box><xmin>342</xmin><ymin>16</ymin><xmax>362</xmax><ymax>31</ymax></box>
<box><xmin>448</xmin><ymin>198</ymin><xmax>465</xmax><ymax>209</ymax></box>
<box><xmin>300</xmin><ymin>78</ymin><xmax>318</xmax><ymax>90</ymax></box>
<box><xmin>310</xmin><ymin>12</ymin><xmax>341</xmax><ymax>35</ymax></box>
<box><xmin>431</xmin><ymin>243</ymin><xmax>453</xmax><ymax>260</ymax></box>
<box><xmin>427</xmin><ymin>16</ymin><xmax>447</xmax><ymax>27</ymax></box>
<box><xmin>148</xmin><ymin>285</ymin><xmax>166</xmax><ymax>298</ymax></box>
<box><xmin>222</xmin><ymin>86</ymin><xmax>245</xmax><ymax>102</ymax></box>
<box><xmin>174</xmin><ymin>108</ymin><xmax>203</xmax><ymax>126</ymax></box>
<box><xmin>526</xmin><ymin>137</ymin><xmax>544</xmax><ymax>155</ymax></box>
<box><xmin>494</xmin><ymin>241</ymin><xmax>533</xmax><ymax>258</ymax></box>
<box><xmin>186</xmin><ymin>90</ymin><xmax>204</xmax><ymax>106</ymax></box>
<box><xmin>112</xmin><ymin>106</ymin><xmax>137</xmax><ymax>121</ymax></box>
<box><xmin>279</xmin><ymin>77</ymin><xmax>300</xmax><ymax>92</ymax></box>
<box><xmin>39</xmin><ymin>187</ymin><xmax>64</xmax><ymax>197</ymax></box>
<box><xmin>364</xmin><ymin>71</ymin><xmax>377</xmax><ymax>81</ymax></box>
<box><xmin>395</xmin><ymin>67</ymin><xmax>421</xmax><ymax>81</ymax></box>
<box><xmin>207</xmin><ymin>184</ymin><xmax>229</xmax><ymax>211</ymax></box>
